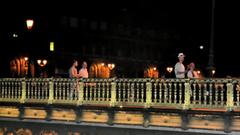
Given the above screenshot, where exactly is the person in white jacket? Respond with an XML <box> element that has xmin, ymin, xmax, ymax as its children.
<box><xmin>174</xmin><ymin>53</ymin><xmax>186</xmax><ymax>78</ymax></box>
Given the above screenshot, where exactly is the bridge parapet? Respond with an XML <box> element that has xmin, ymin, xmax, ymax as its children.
<box><xmin>1</xmin><ymin>78</ymin><xmax>240</xmax><ymax>134</ymax></box>
<box><xmin>1</xmin><ymin>78</ymin><xmax>239</xmax><ymax>110</ymax></box>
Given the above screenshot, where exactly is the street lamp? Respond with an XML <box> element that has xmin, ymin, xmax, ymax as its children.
<box><xmin>166</xmin><ymin>67</ymin><xmax>173</xmax><ymax>73</ymax></box>
<box><xmin>25</xmin><ymin>19</ymin><xmax>34</xmax><ymax>77</ymax></box>
<box><xmin>37</xmin><ymin>59</ymin><xmax>47</xmax><ymax>67</ymax></box>
<box><xmin>108</xmin><ymin>63</ymin><xmax>115</xmax><ymax>70</ymax></box>
<box><xmin>24</xmin><ymin>57</ymin><xmax>29</xmax><ymax>61</ymax></box>
<box><xmin>26</xmin><ymin>19</ymin><xmax>34</xmax><ymax>30</ymax></box>
<box><xmin>197</xmin><ymin>70</ymin><xmax>201</xmax><ymax>74</ymax></box>
<box><xmin>37</xmin><ymin>59</ymin><xmax>47</xmax><ymax>77</ymax></box>
<box><xmin>212</xmin><ymin>69</ymin><xmax>215</xmax><ymax>77</ymax></box>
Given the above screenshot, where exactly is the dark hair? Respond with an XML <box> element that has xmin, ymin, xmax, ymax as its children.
<box><xmin>73</xmin><ymin>59</ymin><xmax>78</xmax><ymax>64</ymax></box>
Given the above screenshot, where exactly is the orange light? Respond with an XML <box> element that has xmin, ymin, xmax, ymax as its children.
<box><xmin>101</xmin><ymin>63</ymin><xmax>105</xmax><ymax>66</ymax></box>
<box><xmin>197</xmin><ymin>70</ymin><xmax>201</xmax><ymax>74</ymax></box>
<box><xmin>153</xmin><ymin>67</ymin><xmax>157</xmax><ymax>71</ymax></box>
<box><xmin>24</xmin><ymin>57</ymin><xmax>28</xmax><ymax>61</ymax></box>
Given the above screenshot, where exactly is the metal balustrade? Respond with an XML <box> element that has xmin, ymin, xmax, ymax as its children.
<box><xmin>0</xmin><ymin>78</ymin><xmax>238</xmax><ymax>111</ymax></box>
<box><xmin>233</xmin><ymin>79</ymin><xmax>240</xmax><ymax>109</ymax></box>
<box><xmin>82</xmin><ymin>78</ymin><xmax>112</xmax><ymax>105</ymax></box>
<box><xmin>116</xmin><ymin>78</ymin><xmax>147</xmax><ymax>107</ymax></box>
<box><xmin>53</xmin><ymin>78</ymin><xmax>77</xmax><ymax>104</ymax></box>
<box><xmin>189</xmin><ymin>79</ymin><xmax>228</xmax><ymax>109</ymax></box>
<box><xmin>151</xmin><ymin>79</ymin><xmax>185</xmax><ymax>109</ymax></box>
<box><xmin>25</xmin><ymin>78</ymin><xmax>50</xmax><ymax>103</ymax></box>
<box><xmin>0</xmin><ymin>78</ymin><xmax>22</xmax><ymax>102</ymax></box>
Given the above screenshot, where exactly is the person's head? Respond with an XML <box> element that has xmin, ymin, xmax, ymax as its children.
<box><xmin>178</xmin><ymin>53</ymin><xmax>185</xmax><ymax>62</ymax></box>
<box><xmin>72</xmin><ymin>60</ymin><xmax>78</xmax><ymax>67</ymax></box>
<box><xmin>188</xmin><ymin>62</ymin><xmax>195</xmax><ymax>70</ymax></box>
<box><xmin>82</xmin><ymin>61</ymin><xmax>87</xmax><ymax>69</ymax></box>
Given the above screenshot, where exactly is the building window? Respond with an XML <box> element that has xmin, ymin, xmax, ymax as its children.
<box><xmin>80</xmin><ymin>18</ymin><xmax>88</xmax><ymax>28</ymax></box>
<box><xmin>69</xmin><ymin>17</ymin><xmax>78</xmax><ymax>28</ymax></box>
<box><xmin>90</xmin><ymin>21</ymin><xmax>98</xmax><ymax>30</ymax></box>
<box><xmin>100</xmin><ymin>22</ymin><xmax>107</xmax><ymax>31</ymax></box>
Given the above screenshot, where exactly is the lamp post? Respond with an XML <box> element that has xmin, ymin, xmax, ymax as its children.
<box><xmin>108</xmin><ymin>63</ymin><xmax>115</xmax><ymax>77</ymax></box>
<box><xmin>212</xmin><ymin>69</ymin><xmax>215</xmax><ymax>78</ymax></box>
<box><xmin>37</xmin><ymin>59</ymin><xmax>47</xmax><ymax>77</ymax></box>
<box><xmin>166</xmin><ymin>67</ymin><xmax>173</xmax><ymax>78</ymax></box>
<box><xmin>207</xmin><ymin>0</ymin><xmax>215</xmax><ymax>77</ymax></box>
<box><xmin>24</xmin><ymin>57</ymin><xmax>29</xmax><ymax>77</ymax></box>
<box><xmin>26</xmin><ymin>19</ymin><xmax>34</xmax><ymax>77</ymax></box>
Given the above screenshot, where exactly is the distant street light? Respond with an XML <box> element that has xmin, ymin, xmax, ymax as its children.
<box><xmin>37</xmin><ymin>59</ymin><xmax>47</xmax><ymax>67</ymax></box>
<box><xmin>200</xmin><ymin>45</ymin><xmax>204</xmax><ymax>50</ymax></box>
<box><xmin>212</xmin><ymin>69</ymin><xmax>215</xmax><ymax>77</ymax></box>
<box><xmin>26</xmin><ymin>19</ymin><xmax>34</xmax><ymax>30</ymax></box>
<box><xmin>13</xmin><ymin>33</ymin><xmax>18</xmax><ymax>38</ymax></box>
<box><xmin>24</xmin><ymin>57</ymin><xmax>29</xmax><ymax>61</ymax></box>
<box><xmin>197</xmin><ymin>70</ymin><xmax>201</xmax><ymax>74</ymax></box>
<box><xmin>108</xmin><ymin>63</ymin><xmax>115</xmax><ymax>70</ymax></box>
<box><xmin>153</xmin><ymin>67</ymin><xmax>157</xmax><ymax>71</ymax></box>
<box><xmin>166</xmin><ymin>67</ymin><xmax>173</xmax><ymax>73</ymax></box>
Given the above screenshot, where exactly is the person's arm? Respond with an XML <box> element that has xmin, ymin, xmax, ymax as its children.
<box><xmin>79</xmin><ymin>69</ymin><xmax>83</xmax><ymax>78</ymax></box>
<box><xmin>71</xmin><ymin>68</ymin><xmax>79</xmax><ymax>78</ymax></box>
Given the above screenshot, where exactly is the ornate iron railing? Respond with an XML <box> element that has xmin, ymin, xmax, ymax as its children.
<box><xmin>0</xmin><ymin>78</ymin><xmax>239</xmax><ymax>111</ymax></box>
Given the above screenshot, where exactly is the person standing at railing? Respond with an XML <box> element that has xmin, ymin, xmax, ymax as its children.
<box><xmin>187</xmin><ymin>62</ymin><xmax>199</xmax><ymax>79</ymax></box>
<box><xmin>69</xmin><ymin>60</ymin><xmax>80</xmax><ymax>78</ymax></box>
<box><xmin>174</xmin><ymin>53</ymin><xmax>186</xmax><ymax>78</ymax></box>
<box><xmin>79</xmin><ymin>61</ymin><xmax>88</xmax><ymax>78</ymax></box>
<box><xmin>69</xmin><ymin>60</ymin><xmax>80</xmax><ymax>100</ymax></box>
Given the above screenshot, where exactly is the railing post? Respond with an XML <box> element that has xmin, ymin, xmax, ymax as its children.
<box><xmin>110</xmin><ymin>79</ymin><xmax>116</xmax><ymax>107</ymax></box>
<box><xmin>19</xmin><ymin>78</ymin><xmax>26</xmax><ymax>120</ymax></box>
<box><xmin>145</xmin><ymin>79</ymin><xmax>152</xmax><ymax>108</ymax></box>
<box><xmin>48</xmin><ymin>78</ymin><xmax>54</xmax><ymax>104</ymax></box>
<box><xmin>226</xmin><ymin>79</ymin><xmax>234</xmax><ymax>111</ymax></box>
<box><xmin>183</xmin><ymin>79</ymin><xmax>190</xmax><ymax>110</ymax></box>
<box><xmin>77</xmin><ymin>79</ymin><xmax>84</xmax><ymax>106</ymax></box>
<box><xmin>20</xmin><ymin>78</ymin><xmax>26</xmax><ymax>104</ymax></box>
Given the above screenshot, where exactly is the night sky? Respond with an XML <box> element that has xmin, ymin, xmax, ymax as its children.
<box><xmin>0</xmin><ymin>0</ymin><xmax>239</xmax><ymax>77</ymax></box>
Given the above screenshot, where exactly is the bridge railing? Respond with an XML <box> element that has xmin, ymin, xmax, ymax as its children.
<box><xmin>115</xmin><ymin>78</ymin><xmax>147</xmax><ymax>107</ymax></box>
<box><xmin>0</xmin><ymin>78</ymin><xmax>239</xmax><ymax>111</ymax></box>
<box><xmin>189</xmin><ymin>79</ymin><xmax>228</xmax><ymax>109</ymax></box>
<box><xmin>0</xmin><ymin>78</ymin><xmax>22</xmax><ymax>102</ymax></box>
<box><xmin>151</xmin><ymin>79</ymin><xmax>185</xmax><ymax>109</ymax></box>
<box><xmin>233</xmin><ymin>79</ymin><xmax>240</xmax><ymax>110</ymax></box>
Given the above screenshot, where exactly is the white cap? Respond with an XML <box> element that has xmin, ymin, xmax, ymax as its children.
<box><xmin>178</xmin><ymin>53</ymin><xmax>185</xmax><ymax>58</ymax></box>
